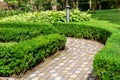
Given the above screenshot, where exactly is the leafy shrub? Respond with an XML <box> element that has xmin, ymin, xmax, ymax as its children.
<box><xmin>53</xmin><ymin>22</ymin><xmax>111</xmax><ymax>44</ymax></box>
<box><xmin>70</xmin><ymin>9</ymin><xmax>91</xmax><ymax>22</ymax></box>
<box><xmin>53</xmin><ymin>22</ymin><xmax>120</xmax><ymax>80</ymax></box>
<box><xmin>94</xmin><ymin>33</ymin><xmax>120</xmax><ymax>80</ymax></box>
<box><xmin>0</xmin><ymin>9</ymin><xmax>91</xmax><ymax>23</ymax></box>
<box><xmin>0</xmin><ymin>10</ymin><xmax>25</xmax><ymax>18</ymax></box>
<box><xmin>0</xmin><ymin>34</ymin><xmax>66</xmax><ymax>76</ymax></box>
<box><xmin>0</xmin><ymin>22</ymin><xmax>58</xmax><ymax>42</ymax></box>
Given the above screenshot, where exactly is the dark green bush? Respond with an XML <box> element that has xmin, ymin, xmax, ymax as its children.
<box><xmin>0</xmin><ymin>34</ymin><xmax>66</xmax><ymax>76</ymax></box>
<box><xmin>0</xmin><ymin>22</ymin><xmax>58</xmax><ymax>42</ymax></box>
<box><xmin>0</xmin><ymin>22</ymin><xmax>66</xmax><ymax>76</ymax></box>
<box><xmin>94</xmin><ymin>32</ymin><xmax>120</xmax><ymax>80</ymax></box>
<box><xmin>53</xmin><ymin>22</ymin><xmax>111</xmax><ymax>44</ymax></box>
<box><xmin>53</xmin><ymin>22</ymin><xmax>120</xmax><ymax>80</ymax></box>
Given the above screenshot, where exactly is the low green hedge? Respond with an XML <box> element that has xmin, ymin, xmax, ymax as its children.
<box><xmin>0</xmin><ymin>22</ymin><xmax>57</xmax><ymax>42</ymax></box>
<box><xmin>53</xmin><ymin>22</ymin><xmax>111</xmax><ymax>44</ymax></box>
<box><xmin>94</xmin><ymin>32</ymin><xmax>120</xmax><ymax>80</ymax></box>
<box><xmin>0</xmin><ymin>22</ymin><xmax>66</xmax><ymax>76</ymax></box>
<box><xmin>53</xmin><ymin>22</ymin><xmax>120</xmax><ymax>80</ymax></box>
<box><xmin>0</xmin><ymin>34</ymin><xmax>66</xmax><ymax>76</ymax></box>
<box><xmin>0</xmin><ymin>21</ymin><xmax>120</xmax><ymax>79</ymax></box>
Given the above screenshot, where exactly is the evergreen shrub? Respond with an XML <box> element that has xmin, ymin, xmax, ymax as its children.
<box><xmin>0</xmin><ymin>22</ymin><xmax>66</xmax><ymax>76</ymax></box>
<box><xmin>0</xmin><ymin>22</ymin><xmax>57</xmax><ymax>42</ymax></box>
<box><xmin>0</xmin><ymin>34</ymin><xmax>66</xmax><ymax>76</ymax></box>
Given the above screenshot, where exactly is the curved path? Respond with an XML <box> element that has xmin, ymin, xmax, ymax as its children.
<box><xmin>0</xmin><ymin>37</ymin><xmax>104</xmax><ymax>80</ymax></box>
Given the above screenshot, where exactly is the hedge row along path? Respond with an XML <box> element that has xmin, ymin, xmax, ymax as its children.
<box><xmin>0</xmin><ymin>37</ymin><xmax>104</xmax><ymax>80</ymax></box>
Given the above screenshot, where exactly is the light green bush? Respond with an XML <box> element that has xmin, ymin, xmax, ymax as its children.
<box><xmin>0</xmin><ymin>9</ymin><xmax>91</xmax><ymax>23</ymax></box>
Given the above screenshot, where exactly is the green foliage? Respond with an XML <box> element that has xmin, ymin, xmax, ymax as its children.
<box><xmin>91</xmin><ymin>9</ymin><xmax>120</xmax><ymax>27</ymax></box>
<box><xmin>70</xmin><ymin>9</ymin><xmax>91</xmax><ymax>22</ymax></box>
<box><xmin>0</xmin><ymin>9</ymin><xmax>91</xmax><ymax>23</ymax></box>
<box><xmin>94</xmin><ymin>32</ymin><xmax>120</xmax><ymax>80</ymax></box>
<box><xmin>53</xmin><ymin>22</ymin><xmax>120</xmax><ymax>79</ymax></box>
<box><xmin>0</xmin><ymin>22</ymin><xmax>58</xmax><ymax>42</ymax></box>
<box><xmin>0</xmin><ymin>34</ymin><xmax>66</xmax><ymax>76</ymax></box>
<box><xmin>0</xmin><ymin>22</ymin><xmax>66</xmax><ymax>76</ymax></box>
<box><xmin>53</xmin><ymin>22</ymin><xmax>111</xmax><ymax>44</ymax></box>
<box><xmin>0</xmin><ymin>10</ymin><xmax>25</xmax><ymax>19</ymax></box>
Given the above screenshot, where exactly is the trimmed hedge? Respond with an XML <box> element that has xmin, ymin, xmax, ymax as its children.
<box><xmin>0</xmin><ymin>21</ymin><xmax>120</xmax><ymax>79</ymax></box>
<box><xmin>53</xmin><ymin>22</ymin><xmax>112</xmax><ymax>44</ymax></box>
<box><xmin>94</xmin><ymin>33</ymin><xmax>120</xmax><ymax>80</ymax></box>
<box><xmin>53</xmin><ymin>22</ymin><xmax>120</xmax><ymax>80</ymax></box>
<box><xmin>0</xmin><ymin>22</ymin><xmax>58</xmax><ymax>42</ymax></box>
<box><xmin>0</xmin><ymin>34</ymin><xmax>66</xmax><ymax>76</ymax></box>
<box><xmin>0</xmin><ymin>22</ymin><xmax>66</xmax><ymax>76</ymax></box>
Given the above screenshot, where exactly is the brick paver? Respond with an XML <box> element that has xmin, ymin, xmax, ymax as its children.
<box><xmin>0</xmin><ymin>37</ymin><xmax>104</xmax><ymax>80</ymax></box>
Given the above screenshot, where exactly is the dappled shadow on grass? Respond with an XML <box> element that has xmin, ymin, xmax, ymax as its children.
<box><xmin>91</xmin><ymin>9</ymin><xmax>120</xmax><ymax>26</ymax></box>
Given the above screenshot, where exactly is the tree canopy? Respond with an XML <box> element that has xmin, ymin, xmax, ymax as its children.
<box><xmin>2</xmin><ymin>0</ymin><xmax>120</xmax><ymax>11</ymax></box>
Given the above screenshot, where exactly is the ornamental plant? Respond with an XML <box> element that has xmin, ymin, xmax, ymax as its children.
<box><xmin>0</xmin><ymin>9</ymin><xmax>91</xmax><ymax>23</ymax></box>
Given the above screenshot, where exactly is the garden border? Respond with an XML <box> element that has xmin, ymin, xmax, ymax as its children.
<box><xmin>0</xmin><ymin>22</ymin><xmax>66</xmax><ymax>76</ymax></box>
<box><xmin>53</xmin><ymin>22</ymin><xmax>120</xmax><ymax>80</ymax></box>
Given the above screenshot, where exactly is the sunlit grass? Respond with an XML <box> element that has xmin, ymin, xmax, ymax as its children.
<box><xmin>89</xmin><ymin>9</ymin><xmax>120</xmax><ymax>29</ymax></box>
<box><xmin>0</xmin><ymin>42</ymin><xmax>17</xmax><ymax>46</ymax></box>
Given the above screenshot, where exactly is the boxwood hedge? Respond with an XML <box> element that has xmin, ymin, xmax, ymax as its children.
<box><xmin>0</xmin><ymin>22</ymin><xmax>66</xmax><ymax>76</ymax></box>
<box><xmin>53</xmin><ymin>22</ymin><xmax>112</xmax><ymax>44</ymax></box>
<box><xmin>0</xmin><ymin>22</ymin><xmax>58</xmax><ymax>42</ymax></box>
<box><xmin>53</xmin><ymin>22</ymin><xmax>120</xmax><ymax>80</ymax></box>
<box><xmin>1</xmin><ymin>21</ymin><xmax>120</xmax><ymax>79</ymax></box>
<box><xmin>0</xmin><ymin>34</ymin><xmax>66</xmax><ymax>76</ymax></box>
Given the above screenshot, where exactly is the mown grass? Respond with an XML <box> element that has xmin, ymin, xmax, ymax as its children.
<box><xmin>90</xmin><ymin>9</ymin><xmax>120</xmax><ymax>29</ymax></box>
<box><xmin>0</xmin><ymin>42</ymin><xmax>17</xmax><ymax>46</ymax></box>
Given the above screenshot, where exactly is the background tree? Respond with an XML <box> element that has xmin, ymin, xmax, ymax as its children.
<box><xmin>2</xmin><ymin>0</ymin><xmax>120</xmax><ymax>11</ymax></box>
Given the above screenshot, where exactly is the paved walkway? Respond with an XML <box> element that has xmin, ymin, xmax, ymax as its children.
<box><xmin>0</xmin><ymin>37</ymin><xmax>104</xmax><ymax>80</ymax></box>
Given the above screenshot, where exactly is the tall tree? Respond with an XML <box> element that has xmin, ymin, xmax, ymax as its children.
<box><xmin>89</xmin><ymin>0</ymin><xmax>92</xmax><ymax>10</ymax></box>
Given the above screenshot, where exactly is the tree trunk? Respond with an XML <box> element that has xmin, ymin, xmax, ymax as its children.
<box><xmin>92</xmin><ymin>1</ymin><xmax>96</xmax><ymax>13</ymax></box>
<box><xmin>116</xmin><ymin>0</ymin><xmax>119</xmax><ymax>11</ymax></box>
<box><xmin>66</xmin><ymin>0</ymin><xmax>68</xmax><ymax>6</ymax></box>
<box><xmin>98</xmin><ymin>1</ymin><xmax>101</xmax><ymax>10</ymax></box>
<box><xmin>89</xmin><ymin>0</ymin><xmax>92</xmax><ymax>10</ymax></box>
<box><xmin>34</xmin><ymin>4</ymin><xmax>39</xmax><ymax>11</ymax></box>
<box><xmin>52</xmin><ymin>5</ymin><xmax>57</xmax><ymax>11</ymax></box>
<box><xmin>76</xmin><ymin>0</ymin><xmax>79</xmax><ymax>9</ymax></box>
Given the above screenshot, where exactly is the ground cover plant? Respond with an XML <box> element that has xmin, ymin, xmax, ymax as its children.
<box><xmin>0</xmin><ymin>9</ymin><xmax>91</xmax><ymax>23</ymax></box>
<box><xmin>53</xmin><ymin>22</ymin><xmax>120</xmax><ymax>80</ymax></box>
<box><xmin>0</xmin><ymin>22</ymin><xmax>66</xmax><ymax>76</ymax></box>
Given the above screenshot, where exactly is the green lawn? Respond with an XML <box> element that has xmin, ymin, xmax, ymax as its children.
<box><xmin>0</xmin><ymin>42</ymin><xmax>17</xmax><ymax>46</ymax></box>
<box><xmin>89</xmin><ymin>9</ymin><xmax>120</xmax><ymax>29</ymax></box>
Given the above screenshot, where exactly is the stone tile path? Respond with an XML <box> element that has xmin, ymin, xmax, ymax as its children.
<box><xmin>0</xmin><ymin>37</ymin><xmax>104</xmax><ymax>80</ymax></box>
